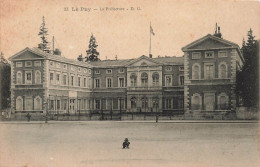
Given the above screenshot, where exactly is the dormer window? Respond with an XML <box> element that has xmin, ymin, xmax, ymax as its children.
<box><xmin>205</xmin><ymin>51</ymin><xmax>214</xmax><ymax>58</ymax></box>
<box><xmin>106</xmin><ymin>69</ymin><xmax>112</xmax><ymax>74</ymax></box>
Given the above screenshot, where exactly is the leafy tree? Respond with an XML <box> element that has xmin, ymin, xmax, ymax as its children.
<box><xmin>236</xmin><ymin>28</ymin><xmax>259</xmax><ymax>108</ymax></box>
<box><xmin>0</xmin><ymin>52</ymin><xmax>11</xmax><ymax>110</ymax></box>
<box><xmin>85</xmin><ymin>34</ymin><xmax>100</xmax><ymax>62</ymax></box>
<box><xmin>38</xmin><ymin>16</ymin><xmax>50</xmax><ymax>53</ymax></box>
<box><xmin>77</xmin><ymin>54</ymin><xmax>83</xmax><ymax>61</ymax></box>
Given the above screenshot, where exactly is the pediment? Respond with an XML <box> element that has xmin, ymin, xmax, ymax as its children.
<box><xmin>9</xmin><ymin>48</ymin><xmax>46</xmax><ymax>61</ymax></box>
<box><xmin>182</xmin><ymin>34</ymin><xmax>239</xmax><ymax>51</ymax></box>
<box><xmin>127</xmin><ymin>56</ymin><xmax>161</xmax><ymax>67</ymax></box>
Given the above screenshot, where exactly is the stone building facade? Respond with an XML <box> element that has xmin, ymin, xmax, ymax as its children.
<box><xmin>8</xmin><ymin>34</ymin><xmax>243</xmax><ymax>116</ymax></box>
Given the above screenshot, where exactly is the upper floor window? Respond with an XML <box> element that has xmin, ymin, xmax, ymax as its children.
<box><xmin>107</xmin><ymin>77</ymin><xmax>112</xmax><ymax>88</ymax></box>
<box><xmin>16</xmin><ymin>71</ymin><xmax>22</xmax><ymax>84</ymax></box>
<box><xmin>35</xmin><ymin>70</ymin><xmax>41</xmax><ymax>84</ymax></box>
<box><xmin>71</xmin><ymin>76</ymin><xmax>74</xmax><ymax>86</ymax></box>
<box><xmin>130</xmin><ymin>73</ymin><xmax>137</xmax><ymax>87</ymax></box>
<box><xmin>63</xmin><ymin>64</ymin><xmax>67</xmax><ymax>69</ymax></box>
<box><xmin>95</xmin><ymin>79</ymin><xmax>100</xmax><ymax>88</ymax></box>
<box><xmin>192</xmin><ymin>64</ymin><xmax>200</xmax><ymax>80</ymax></box>
<box><xmin>219</xmin><ymin>63</ymin><xmax>227</xmax><ymax>79</ymax></box>
<box><xmin>179</xmin><ymin>76</ymin><xmax>184</xmax><ymax>85</ymax></box>
<box><xmin>50</xmin><ymin>61</ymin><xmax>54</xmax><ymax>67</ymax></box>
<box><xmin>218</xmin><ymin>51</ymin><xmax>227</xmax><ymax>58</ymax></box>
<box><xmin>152</xmin><ymin>72</ymin><xmax>159</xmax><ymax>86</ymax></box>
<box><xmin>84</xmin><ymin>68</ymin><xmax>87</xmax><ymax>73</ymax></box>
<box><xmin>119</xmin><ymin>78</ymin><xmax>125</xmax><ymax>87</ymax></box>
<box><xmin>141</xmin><ymin>72</ymin><xmax>148</xmax><ymax>87</ymax></box>
<box><xmin>192</xmin><ymin>52</ymin><xmax>201</xmax><ymax>59</ymax></box>
<box><xmin>56</xmin><ymin>73</ymin><xmax>60</xmax><ymax>85</ymax></box>
<box><xmin>25</xmin><ymin>61</ymin><xmax>32</xmax><ymax>67</ymax></box>
<box><xmin>106</xmin><ymin>69</ymin><xmax>112</xmax><ymax>74</ymax></box>
<box><xmin>166</xmin><ymin>66</ymin><xmax>172</xmax><ymax>71</ymax></box>
<box><xmin>84</xmin><ymin>78</ymin><xmax>87</xmax><ymax>87</ymax></box>
<box><xmin>205</xmin><ymin>64</ymin><xmax>214</xmax><ymax>80</ymax></box>
<box><xmin>78</xmin><ymin>76</ymin><xmax>81</xmax><ymax>86</ymax></box>
<box><xmin>70</xmin><ymin>66</ymin><xmax>74</xmax><ymax>71</ymax></box>
<box><xmin>95</xmin><ymin>69</ymin><xmax>100</xmax><ymax>74</ymax></box>
<box><xmin>16</xmin><ymin>62</ymin><xmax>23</xmax><ymax>67</ymax></box>
<box><xmin>119</xmin><ymin>68</ymin><xmax>124</xmax><ymax>73</ymax></box>
<box><xmin>78</xmin><ymin>67</ymin><xmax>81</xmax><ymax>72</ymax></box>
<box><xmin>179</xmin><ymin>66</ymin><xmax>184</xmax><ymax>71</ymax></box>
<box><xmin>56</xmin><ymin>63</ymin><xmax>60</xmax><ymax>68</ymax></box>
<box><xmin>50</xmin><ymin>72</ymin><xmax>54</xmax><ymax>83</ymax></box>
<box><xmin>25</xmin><ymin>71</ymin><xmax>32</xmax><ymax>84</ymax></box>
<box><xmin>165</xmin><ymin>75</ymin><xmax>172</xmax><ymax>87</ymax></box>
<box><xmin>63</xmin><ymin>74</ymin><xmax>67</xmax><ymax>85</ymax></box>
<box><xmin>34</xmin><ymin>61</ymin><xmax>41</xmax><ymax>67</ymax></box>
<box><xmin>89</xmin><ymin>69</ymin><xmax>91</xmax><ymax>74</ymax></box>
<box><xmin>205</xmin><ymin>51</ymin><xmax>214</xmax><ymax>58</ymax></box>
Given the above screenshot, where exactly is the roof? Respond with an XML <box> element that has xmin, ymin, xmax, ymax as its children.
<box><xmin>88</xmin><ymin>59</ymin><xmax>134</xmax><ymax>68</ymax></box>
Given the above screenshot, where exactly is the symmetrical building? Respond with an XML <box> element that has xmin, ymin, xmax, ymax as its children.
<box><xmin>8</xmin><ymin>33</ymin><xmax>244</xmax><ymax>117</ymax></box>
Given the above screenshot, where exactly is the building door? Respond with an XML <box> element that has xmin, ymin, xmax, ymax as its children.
<box><xmin>204</xmin><ymin>93</ymin><xmax>215</xmax><ymax>111</ymax></box>
<box><xmin>69</xmin><ymin>99</ymin><xmax>76</xmax><ymax>114</ymax></box>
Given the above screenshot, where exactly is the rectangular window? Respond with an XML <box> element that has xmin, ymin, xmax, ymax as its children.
<box><xmin>165</xmin><ymin>99</ymin><xmax>172</xmax><ymax>109</ymax></box>
<box><xmin>56</xmin><ymin>63</ymin><xmax>60</xmax><ymax>68</ymax></box>
<box><xmin>205</xmin><ymin>64</ymin><xmax>214</xmax><ymax>79</ymax></box>
<box><xmin>71</xmin><ymin>76</ymin><xmax>74</xmax><ymax>86</ymax></box>
<box><xmin>119</xmin><ymin>68</ymin><xmax>124</xmax><ymax>73</ymax></box>
<box><xmin>165</xmin><ymin>75</ymin><xmax>172</xmax><ymax>87</ymax></box>
<box><xmin>95</xmin><ymin>79</ymin><xmax>100</xmax><ymax>88</ymax></box>
<box><xmin>89</xmin><ymin>69</ymin><xmax>91</xmax><ymax>74</ymax></box>
<box><xmin>180</xmin><ymin>76</ymin><xmax>184</xmax><ymax>85</ymax></box>
<box><xmin>63</xmin><ymin>64</ymin><xmax>67</xmax><ymax>69</ymax></box>
<box><xmin>70</xmin><ymin>66</ymin><xmax>74</xmax><ymax>71</ymax></box>
<box><xmin>119</xmin><ymin>78</ymin><xmax>124</xmax><ymax>87</ymax></box>
<box><xmin>166</xmin><ymin>66</ymin><xmax>172</xmax><ymax>71</ymax></box>
<box><xmin>95</xmin><ymin>70</ymin><xmax>100</xmax><ymax>74</ymax></box>
<box><xmin>25</xmin><ymin>71</ymin><xmax>32</xmax><ymax>84</ymax></box>
<box><xmin>57</xmin><ymin>100</ymin><xmax>61</xmax><ymax>110</ymax></box>
<box><xmin>25</xmin><ymin>97</ymin><xmax>33</xmax><ymax>110</ymax></box>
<box><xmin>63</xmin><ymin>74</ymin><xmax>67</xmax><ymax>85</ymax></box>
<box><xmin>179</xmin><ymin>66</ymin><xmax>184</xmax><ymax>71</ymax></box>
<box><xmin>16</xmin><ymin>62</ymin><xmax>23</xmax><ymax>67</ymax></box>
<box><xmin>218</xmin><ymin>51</ymin><xmax>227</xmax><ymax>57</ymax></box>
<box><xmin>107</xmin><ymin>78</ymin><xmax>112</xmax><ymax>88</ymax></box>
<box><xmin>78</xmin><ymin>77</ymin><xmax>81</xmax><ymax>86</ymax></box>
<box><xmin>84</xmin><ymin>78</ymin><xmax>87</xmax><ymax>87</ymax></box>
<box><xmin>78</xmin><ymin>67</ymin><xmax>81</xmax><ymax>72</ymax></box>
<box><xmin>192</xmin><ymin>52</ymin><xmax>201</xmax><ymax>59</ymax></box>
<box><xmin>95</xmin><ymin>99</ymin><xmax>100</xmax><ymax>109</ymax></box>
<box><xmin>106</xmin><ymin>69</ymin><xmax>112</xmax><ymax>74</ymax></box>
<box><xmin>34</xmin><ymin>61</ymin><xmax>41</xmax><ymax>67</ymax></box>
<box><xmin>50</xmin><ymin>72</ymin><xmax>54</xmax><ymax>83</ymax></box>
<box><xmin>50</xmin><ymin>61</ymin><xmax>54</xmax><ymax>66</ymax></box>
<box><xmin>56</xmin><ymin>74</ymin><xmax>60</xmax><ymax>84</ymax></box>
<box><xmin>205</xmin><ymin>51</ymin><xmax>214</xmax><ymax>58</ymax></box>
<box><xmin>84</xmin><ymin>69</ymin><xmax>87</xmax><ymax>73</ymax></box>
<box><xmin>25</xmin><ymin>61</ymin><xmax>32</xmax><ymax>67</ymax></box>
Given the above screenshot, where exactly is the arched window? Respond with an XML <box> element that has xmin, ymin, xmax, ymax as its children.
<box><xmin>16</xmin><ymin>71</ymin><xmax>22</xmax><ymax>84</ymax></box>
<box><xmin>141</xmin><ymin>72</ymin><xmax>148</xmax><ymax>87</ymax></box>
<box><xmin>141</xmin><ymin>96</ymin><xmax>148</xmax><ymax>109</ymax></box>
<box><xmin>16</xmin><ymin>96</ymin><xmax>23</xmax><ymax>110</ymax></box>
<box><xmin>152</xmin><ymin>72</ymin><xmax>159</xmax><ymax>86</ymax></box>
<box><xmin>192</xmin><ymin>64</ymin><xmax>200</xmax><ymax>79</ymax></box>
<box><xmin>192</xmin><ymin>94</ymin><xmax>201</xmax><ymax>110</ymax></box>
<box><xmin>130</xmin><ymin>73</ymin><xmax>137</xmax><ymax>86</ymax></box>
<box><xmin>219</xmin><ymin>63</ymin><xmax>227</xmax><ymax>79</ymax></box>
<box><xmin>35</xmin><ymin>70</ymin><xmax>41</xmax><ymax>84</ymax></box>
<box><xmin>34</xmin><ymin>96</ymin><xmax>42</xmax><ymax>110</ymax></box>
<box><xmin>218</xmin><ymin>93</ymin><xmax>228</xmax><ymax>110</ymax></box>
<box><xmin>130</xmin><ymin>97</ymin><xmax>137</xmax><ymax>109</ymax></box>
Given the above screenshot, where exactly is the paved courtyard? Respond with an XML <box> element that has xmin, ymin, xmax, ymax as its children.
<box><xmin>0</xmin><ymin>121</ymin><xmax>259</xmax><ymax>167</ymax></box>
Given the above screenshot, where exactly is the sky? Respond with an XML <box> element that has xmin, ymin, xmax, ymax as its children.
<box><xmin>0</xmin><ymin>0</ymin><xmax>260</xmax><ymax>61</ymax></box>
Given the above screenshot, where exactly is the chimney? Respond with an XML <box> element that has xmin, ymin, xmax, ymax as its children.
<box><xmin>149</xmin><ymin>54</ymin><xmax>152</xmax><ymax>58</ymax></box>
<box><xmin>53</xmin><ymin>48</ymin><xmax>61</xmax><ymax>56</ymax></box>
<box><xmin>213</xmin><ymin>23</ymin><xmax>222</xmax><ymax>38</ymax></box>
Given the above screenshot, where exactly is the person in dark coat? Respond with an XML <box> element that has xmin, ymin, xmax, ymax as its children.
<box><xmin>26</xmin><ymin>113</ymin><xmax>31</xmax><ymax>122</ymax></box>
<box><xmin>122</xmin><ymin>138</ymin><xmax>130</xmax><ymax>149</ymax></box>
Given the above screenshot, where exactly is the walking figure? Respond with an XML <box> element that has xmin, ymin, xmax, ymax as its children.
<box><xmin>26</xmin><ymin>113</ymin><xmax>31</xmax><ymax>122</ymax></box>
<box><xmin>122</xmin><ymin>138</ymin><xmax>130</xmax><ymax>149</ymax></box>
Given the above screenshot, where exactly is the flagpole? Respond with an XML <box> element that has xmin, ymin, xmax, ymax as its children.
<box><xmin>149</xmin><ymin>22</ymin><xmax>151</xmax><ymax>55</ymax></box>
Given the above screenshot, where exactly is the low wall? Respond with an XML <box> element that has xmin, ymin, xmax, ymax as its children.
<box><xmin>236</xmin><ymin>107</ymin><xmax>259</xmax><ymax>120</ymax></box>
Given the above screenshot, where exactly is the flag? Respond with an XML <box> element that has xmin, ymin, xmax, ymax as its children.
<box><xmin>150</xmin><ymin>25</ymin><xmax>155</xmax><ymax>36</ymax></box>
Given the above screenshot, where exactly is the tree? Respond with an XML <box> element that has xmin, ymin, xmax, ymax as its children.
<box><xmin>0</xmin><ymin>52</ymin><xmax>11</xmax><ymax>110</ymax></box>
<box><xmin>85</xmin><ymin>34</ymin><xmax>100</xmax><ymax>62</ymax></box>
<box><xmin>236</xmin><ymin>28</ymin><xmax>259</xmax><ymax>108</ymax></box>
<box><xmin>38</xmin><ymin>16</ymin><xmax>50</xmax><ymax>53</ymax></box>
<box><xmin>77</xmin><ymin>54</ymin><xmax>83</xmax><ymax>61</ymax></box>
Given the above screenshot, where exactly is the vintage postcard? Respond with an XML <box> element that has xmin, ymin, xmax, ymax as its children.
<box><xmin>0</xmin><ymin>0</ymin><xmax>259</xmax><ymax>167</ymax></box>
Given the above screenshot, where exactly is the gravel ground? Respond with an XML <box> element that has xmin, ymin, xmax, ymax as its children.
<box><xmin>0</xmin><ymin>121</ymin><xmax>259</xmax><ymax>167</ymax></box>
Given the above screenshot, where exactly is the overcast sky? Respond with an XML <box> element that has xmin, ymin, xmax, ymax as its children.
<box><xmin>0</xmin><ymin>0</ymin><xmax>259</xmax><ymax>60</ymax></box>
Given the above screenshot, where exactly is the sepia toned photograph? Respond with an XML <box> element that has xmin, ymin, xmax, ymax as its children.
<box><xmin>0</xmin><ymin>0</ymin><xmax>259</xmax><ymax>166</ymax></box>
